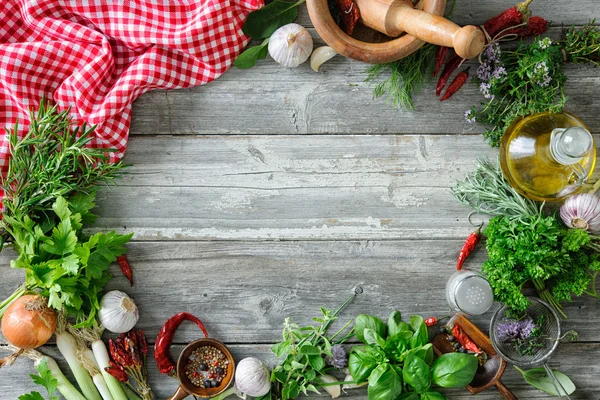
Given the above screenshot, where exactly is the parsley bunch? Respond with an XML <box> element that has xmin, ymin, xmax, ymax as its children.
<box><xmin>483</xmin><ymin>214</ymin><xmax>599</xmax><ymax>318</ymax></box>
<box><xmin>1</xmin><ymin>194</ymin><xmax>132</xmax><ymax>328</ymax></box>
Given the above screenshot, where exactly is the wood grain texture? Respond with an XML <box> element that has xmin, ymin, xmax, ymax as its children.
<box><xmin>2</xmin><ymin>343</ymin><xmax>598</xmax><ymax>399</ymax></box>
<box><xmin>130</xmin><ymin>27</ymin><xmax>600</xmax><ymax>136</ymax></box>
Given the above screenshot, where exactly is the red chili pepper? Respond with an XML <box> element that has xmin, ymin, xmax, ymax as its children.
<box><xmin>436</xmin><ymin>54</ymin><xmax>463</xmax><ymax>96</ymax></box>
<box><xmin>483</xmin><ymin>0</ymin><xmax>533</xmax><ymax>38</ymax></box>
<box><xmin>504</xmin><ymin>15</ymin><xmax>548</xmax><ymax>37</ymax></box>
<box><xmin>336</xmin><ymin>0</ymin><xmax>360</xmax><ymax>36</ymax></box>
<box><xmin>105</xmin><ymin>366</ymin><xmax>129</xmax><ymax>382</ymax></box>
<box><xmin>137</xmin><ymin>330</ymin><xmax>148</xmax><ymax>356</ymax></box>
<box><xmin>452</xmin><ymin>325</ymin><xmax>481</xmax><ymax>354</ymax></box>
<box><xmin>433</xmin><ymin>46</ymin><xmax>449</xmax><ymax>77</ymax></box>
<box><xmin>457</xmin><ymin>224</ymin><xmax>482</xmax><ymax>270</ymax></box>
<box><xmin>155</xmin><ymin>312</ymin><xmax>209</xmax><ymax>375</ymax></box>
<box><xmin>116</xmin><ymin>255</ymin><xmax>134</xmax><ymax>286</ymax></box>
<box><xmin>425</xmin><ymin>317</ymin><xmax>437</xmax><ymax>327</ymax></box>
<box><xmin>441</xmin><ymin>68</ymin><xmax>470</xmax><ymax>101</ymax></box>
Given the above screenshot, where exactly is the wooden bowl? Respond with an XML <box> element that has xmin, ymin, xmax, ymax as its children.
<box><xmin>168</xmin><ymin>338</ymin><xmax>236</xmax><ymax>400</ymax></box>
<box><xmin>306</xmin><ymin>0</ymin><xmax>446</xmax><ymax>63</ymax></box>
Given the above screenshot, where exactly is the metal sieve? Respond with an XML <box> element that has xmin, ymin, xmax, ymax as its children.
<box><xmin>490</xmin><ymin>297</ymin><xmax>571</xmax><ymax>399</ymax></box>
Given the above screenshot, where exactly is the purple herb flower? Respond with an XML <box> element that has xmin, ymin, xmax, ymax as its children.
<box><xmin>325</xmin><ymin>344</ymin><xmax>347</xmax><ymax>368</ymax></box>
<box><xmin>533</xmin><ymin>61</ymin><xmax>552</xmax><ymax>87</ymax></box>
<box><xmin>492</xmin><ymin>67</ymin><xmax>507</xmax><ymax>80</ymax></box>
<box><xmin>517</xmin><ymin>317</ymin><xmax>536</xmax><ymax>339</ymax></box>
<box><xmin>464</xmin><ymin>109</ymin><xmax>476</xmax><ymax>123</ymax></box>
<box><xmin>497</xmin><ymin>321</ymin><xmax>521</xmax><ymax>341</ymax></box>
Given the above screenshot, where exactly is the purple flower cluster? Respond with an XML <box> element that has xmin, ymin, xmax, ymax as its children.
<box><xmin>477</xmin><ymin>43</ymin><xmax>504</xmax><ymax>100</ymax></box>
<box><xmin>532</xmin><ymin>61</ymin><xmax>552</xmax><ymax>87</ymax></box>
<box><xmin>497</xmin><ymin>317</ymin><xmax>537</xmax><ymax>342</ymax></box>
<box><xmin>464</xmin><ymin>109</ymin><xmax>476</xmax><ymax>123</ymax></box>
<box><xmin>325</xmin><ymin>344</ymin><xmax>347</xmax><ymax>369</ymax></box>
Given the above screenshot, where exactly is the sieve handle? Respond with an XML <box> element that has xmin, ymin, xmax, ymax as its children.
<box><xmin>543</xmin><ymin>363</ymin><xmax>571</xmax><ymax>400</ymax></box>
<box><xmin>495</xmin><ymin>381</ymin><xmax>518</xmax><ymax>400</ymax></box>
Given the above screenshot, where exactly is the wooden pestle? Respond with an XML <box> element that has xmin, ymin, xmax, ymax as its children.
<box><xmin>354</xmin><ymin>0</ymin><xmax>485</xmax><ymax>59</ymax></box>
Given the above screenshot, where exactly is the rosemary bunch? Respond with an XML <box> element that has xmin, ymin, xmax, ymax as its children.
<box><xmin>1</xmin><ymin>100</ymin><xmax>126</xmax><ymax>226</ymax></box>
<box><xmin>452</xmin><ymin>158</ymin><xmax>541</xmax><ymax>220</ymax></box>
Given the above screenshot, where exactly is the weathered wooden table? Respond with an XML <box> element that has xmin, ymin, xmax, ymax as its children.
<box><xmin>2</xmin><ymin>1</ymin><xmax>600</xmax><ymax>398</ymax></box>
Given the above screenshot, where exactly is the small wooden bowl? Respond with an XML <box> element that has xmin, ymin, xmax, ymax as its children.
<box><xmin>306</xmin><ymin>0</ymin><xmax>446</xmax><ymax>63</ymax></box>
<box><xmin>168</xmin><ymin>338</ymin><xmax>236</xmax><ymax>400</ymax></box>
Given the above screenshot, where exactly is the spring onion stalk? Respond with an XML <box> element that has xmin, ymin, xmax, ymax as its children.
<box><xmin>70</xmin><ymin>325</ymin><xmax>128</xmax><ymax>400</ymax></box>
<box><xmin>77</xmin><ymin>344</ymin><xmax>114</xmax><ymax>400</ymax></box>
<box><xmin>2</xmin><ymin>346</ymin><xmax>86</xmax><ymax>400</ymax></box>
<box><xmin>57</xmin><ymin>315</ymin><xmax>103</xmax><ymax>400</ymax></box>
<box><xmin>121</xmin><ymin>383</ymin><xmax>143</xmax><ymax>400</ymax></box>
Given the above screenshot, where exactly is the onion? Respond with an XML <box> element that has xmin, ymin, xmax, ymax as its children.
<box><xmin>1</xmin><ymin>294</ymin><xmax>56</xmax><ymax>349</ymax></box>
<box><xmin>560</xmin><ymin>193</ymin><xmax>600</xmax><ymax>233</ymax></box>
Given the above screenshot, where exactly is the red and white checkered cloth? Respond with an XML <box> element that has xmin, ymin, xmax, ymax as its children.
<box><xmin>0</xmin><ymin>0</ymin><xmax>263</xmax><ymax>170</ymax></box>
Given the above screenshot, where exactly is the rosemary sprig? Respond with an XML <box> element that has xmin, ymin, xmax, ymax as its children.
<box><xmin>452</xmin><ymin>158</ymin><xmax>542</xmax><ymax>220</ymax></box>
<box><xmin>1</xmin><ymin>99</ymin><xmax>126</xmax><ymax>229</ymax></box>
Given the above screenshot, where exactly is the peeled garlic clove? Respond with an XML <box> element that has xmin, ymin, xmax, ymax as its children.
<box><xmin>268</xmin><ymin>23</ymin><xmax>313</xmax><ymax>68</ymax></box>
<box><xmin>342</xmin><ymin>374</ymin><xmax>367</xmax><ymax>390</ymax></box>
<box><xmin>310</xmin><ymin>46</ymin><xmax>337</xmax><ymax>72</ymax></box>
<box><xmin>319</xmin><ymin>375</ymin><xmax>341</xmax><ymax>398</ymax></box>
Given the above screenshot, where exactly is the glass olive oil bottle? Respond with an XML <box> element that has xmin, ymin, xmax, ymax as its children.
<box><xmin>500</xmin><ymin>112</ymin><xmax>596</xmax><ymax>202</ymax></box>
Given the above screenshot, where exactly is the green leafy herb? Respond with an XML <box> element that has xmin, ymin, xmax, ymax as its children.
<box><xmin>0</xmin><ymin>194</ymin><xmax>132</xmax><ymax>327</ymax></box>
<box><xmin>514</xmin><ymin>366</ymin><xmax>576</xmax><ymax>396</ymax></box>
<box><xmin>19</xmin><ymin>359</ymin><xmax>59</xmax><ymax>400</ymax></box>
<box><xmin>452</xmin><ymin>158</ymin><xmax>541</xmax><ymax>221</ymax></box>
<box><xmin>483</xmin><ymin>213</ymin><xmax>600</xmax><ymax>317</ymax></box>
<box><xmin>366</xmin><ymin>44</ymin><xmax>437</xmax><ymax>110</ymax></box>
<box><xmin>234</xmin><ymin>38</ymin><xmax>270</xmax><ymax>69</ymax></box>
<box><xmin>349</xmin><ymin>311</ymin><xmax>477</xmax><ymax>399</ymax></box>
<box><xmin>562</xmin><ymin>22</ymin><xmax>600</xmax><ymax>66</ymax></box>
<box><xmin>269</xmin><ymin>295</ymin><xmax>356</xmax><ymax>400</ymax></box>
<box><xmin>242</xmin><ymin>0</ymin><xmax>305</xmax><ymax>39</ymax></box>
<box><xmin>1</xmin><ymin>99</ymin><xmax>125</xmax><ymax>232</ymax></box>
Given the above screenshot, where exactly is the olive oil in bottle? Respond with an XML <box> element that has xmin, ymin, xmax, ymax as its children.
<box><xmin>500</xmin><ymin>112</ymin><xmax>596</xmax><ymax>202</ymax></box>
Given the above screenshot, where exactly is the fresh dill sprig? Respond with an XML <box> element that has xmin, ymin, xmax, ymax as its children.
<box><xmin>366</xmin><ymin>44</ymin><xmax>437</xmax><ymax>110</ymax></box>
<box><xmin>1</xmin><ymin>99</ymin><xmax>127</xmax><ymax>224</ymax></box>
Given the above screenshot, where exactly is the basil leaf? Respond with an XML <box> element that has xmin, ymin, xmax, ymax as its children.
<box><xmin>367</xmin><ymin>363</ymin><xmax>403</xmax><ymax>400</ymax></box>
<box><xmin>515</xmin><ymin>366</ymin><xmax>576</xmax><ymax>396</ymax></box>
<box><xmin>432</xmin><ymin>353</ymin><xmax>478</xmax><ymax>388</ymax></box>
<box><xmin>242</xmin><ymin>0</ymin><xmax>302</xmax><ymax>39</ymax></box>
<box><xmin>383</xmin><ymin>331</ymin><xmax>411</xmax><ymax>362</ymax></box>
<box><xmin>364</xmin><ymin>328</ymin><xmax>386</xmax><ymax>347</ymax></box>
<box><xmin>399</xmin><ymin>343</ymin><xmax>434</xmax><ymax>365</ymax></box>
<box><xmin>234</xmin><ymin>39</ymin><xmax>269</xmax><ymax>69</ymax></box>
<box><xmin>355</xmin><ymin>314</ymin><xmax>387</xmax><ymax>344</ymax></box>
<box><xmin>403</xmin><ymin>354</ymin><xmax>431</xmax><ymax>393</ymax></box>
<box><xmin>409</xmin><ymin>315</ymin><xmax>428</xmax><ymax>348</ymax></box>
<box><xmin>388</xmin><ymin>310</ymin><xmax>412</xmax><ymax>337</ymax></box>
<box><xmin>421</xmin><ymin>390</ymin><xmax>448</xmax><ymax>400</ymax></box>
<box><xmin>348</xmin><ymin>346</ymin><xmax>384</xmax><ymax>383</ymax></box>
<box><xmin>397</xmin><ymin>393</ymin><xmax>419</xmax><ymax>400</ymax></box>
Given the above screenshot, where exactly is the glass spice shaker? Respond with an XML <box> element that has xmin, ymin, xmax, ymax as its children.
<box><xmin>445</xmin><ymin>270</ymin><xmax>494</xmax><ymax>315</ymax></box>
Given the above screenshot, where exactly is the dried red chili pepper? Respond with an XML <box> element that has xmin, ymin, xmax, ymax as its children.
<box><xmin>436</xmin><ymin>54</ymin><xmax>463</xmax><ymax>96</ymax></box>
<box><xmin>336</xmin><ymin>0</ymin><xmax>360</xmax><ymax>36</ymax></box>
<box><xmin>105</xmin><ymin>366</ymin><xmax>129</xmax><ymax>382</ymax></box>
<box><xmin>452</xmin><ymin>325</ymin><xmax>481</xmax><ymax>354</ymax></box>
<box><xmin>425</xmin><ymin>317</ymin><xmax>438</xmax><ymax>327</ymax></box>
<box><xmin>433</xmin><ymin>46</ymin><xmax>449</xmax><ymax>77</ymax></box>
<box><xmin>505</xmin><ymin>15</ymin><xmax>548</xmax><ymax>37</ymax></box>
<box><xmin>155</xmin><ymin>312</ymin><xmax>209</xmax><ymax>375</ymax></box>
<box><xmin>137</xmin><ymin>330</ymin><xmax>148</xmax><ymax>356</ymax></box>
<box><xmin>441</xmin><ymin>68</ymin><xmax>470</xmax><ymax>101</ymax></box>
<box><xmin>116</xmin><ymin>255</ymin><xmax>134</xmax><ymax>286</ymax></box>
<box><xmin>483</xmin><ymin>0</ymin><xmax>533</xmax><ymax>38</ymax></box>
<box><xmin>456</xmin><ymin>224</ymin><xmax>483</xmax><ymax>270</ymax></box>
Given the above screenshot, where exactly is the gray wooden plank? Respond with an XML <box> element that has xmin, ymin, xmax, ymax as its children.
<box><xmin>2</xmin><ymin>343</ymin><xmax>598</xmax><ymax>399</ymax></box>
<box><xmin>89</xmin><ymin>134</ymin><xmax>600</xmax><ymax>241</ymax></box>
<box><xmin>130</xmin><ymin>27</ymin><xmax>600</xmax><ymax>136</ymax></box>
<box><xmin>1</xmin><ymin>241</ymin><xmax>598</xmax><ymax>343</ymax></box>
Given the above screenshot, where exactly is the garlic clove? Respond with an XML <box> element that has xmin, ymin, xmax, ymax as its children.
<box><xmin>342</xmin><ymin>374</ymin><xmax>368</xmax><ymax>391</ymax></box>
<box><xmin>319</xmin><ymin>375</ymin><xmax>341</xmax><ymax>398</ymax></box>
<box><xmin>310</xmin><ymin>46</ymin><xmax>337</xmax><ymax>72</ymax></box>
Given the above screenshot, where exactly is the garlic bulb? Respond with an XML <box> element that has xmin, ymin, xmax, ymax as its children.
<box><xmin>310</xmin><ymin>46</ymin><xmax>337</xmax><ymax>72</ymax></box>
<box><xmin>560</xmin><ymin>193</ymin><xmax>600</xmax><ymax>233</ymax></box>
<box><xmin>235</xmin><ymin>357</ymin><xmax>271</xmax><ymax>397</ymax></box>
<box><xmin>268</xmin><ymin>23</ymin><xmax>313</xmax><ymax>68</ymax></box>
<box><xmin>98</xmin><ymin>290</ymin><xmax>139</xmax><ymax>333</ymax></box>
